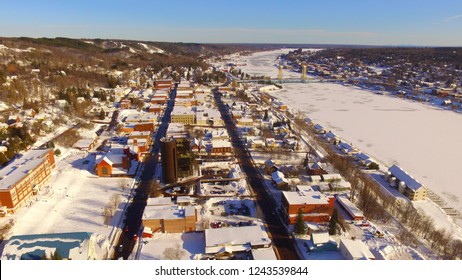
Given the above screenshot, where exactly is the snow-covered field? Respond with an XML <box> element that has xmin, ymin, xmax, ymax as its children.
<box><xmin>233</xmin><ymin>50</ymin><xmax>462</xmax><ymax>232</ymax></box>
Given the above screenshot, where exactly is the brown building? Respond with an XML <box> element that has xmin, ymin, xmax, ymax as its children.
<box><xmin>134</xmin><ymin>122</ymin><xmax>155</xmax><ymax>133</ymax></box>
<box><xmin>281</xmin><ymin>186</ymin><xmax>335</xmax><ymax>224</ymax></box>
<box><xmin>160</xmin><ymin>137</ymin><xmax>178</xmax><ymax>184</ymax></box>
<box><xmin>142</xmin><ymin>205</ymin><xmax>197</xmax><ymax>233</ymax></box>
<box><xmin>0</xmin><ymin>149</ymin><xmax>55</xmax><ymax>214</ymax></box>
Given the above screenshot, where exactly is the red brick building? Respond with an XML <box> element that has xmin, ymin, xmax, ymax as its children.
<box><xmin>0</xmin><ymin>149</ymin><xmax>55</xmax><ymax>213</ymax></box>
<box><xmin>134</xmin><ymin>123</ymin><xmax>155</xmax><ymax>133</ymax></box>
<box><xmin>95</xmin><ymin>153</ymin><xmax>131</xmax><ymax>177</ymax></box>
<box><xmin>154</xmin><ymin>79</ymin><xmax>173</xmax><ymax>90</ymax></box>
<box><xmin>281</xmin><ymin>186</ymin><xmax>335</xmax><ymax>224</ymax></box>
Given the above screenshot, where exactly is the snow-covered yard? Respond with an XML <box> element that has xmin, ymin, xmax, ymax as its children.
<box><xmin>139</xmin><ymin>232</ymin><xmax>205</xmax><ymax>260</ymax></box>
<box><xmin>1</xmin><ymin>146</ymin><xmax>134</xmax><ymax>259</ymax></box>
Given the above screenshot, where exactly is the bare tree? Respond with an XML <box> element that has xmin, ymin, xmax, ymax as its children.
<box><xmin>118</xmin><ymin>179</ymin><xmax>128</xmax><ymax>193</ymax></box>
<box><xmin>102</xmin><ymin>194</ymin><xmax>122</xmax><ymax>224</ymax></box>
<box><xmin>163</xmin><ymin>243</ymin><xmax>186</xmax><ymax>260</ymax></box>
<box><xmin>149</xmin><ymin>180</ymin><xmax>162</xmax><ymax>197</ymax></box>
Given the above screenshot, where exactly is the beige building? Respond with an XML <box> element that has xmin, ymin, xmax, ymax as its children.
<box><xmin>171</xmin><ymin>106</ymin><xmax>195</xmax><ymax>125</ymax></box>
<box><xmin>388</xmin><ymin>165</ymin><xmax>427</xmax><ymax>201</ymax></box>
<box><xmin>142</xmin><ymin>204</ymin><xmax>197</xmax><ymax>233</ymax></box>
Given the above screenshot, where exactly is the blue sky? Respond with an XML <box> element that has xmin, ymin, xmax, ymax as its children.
<box><xmin>1</xmin><ymin>0</ymin><xmax>461</xmax><ymax>46</ymax></box>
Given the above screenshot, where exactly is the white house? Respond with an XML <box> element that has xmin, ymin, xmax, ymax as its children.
<box><xmin>338</xmin><ymin>239</ymin><xmax>375</xmax><ymax>260</ymax></box>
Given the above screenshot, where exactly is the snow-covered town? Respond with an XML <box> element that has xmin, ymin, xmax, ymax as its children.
<box><xmin>1</xmin><ymin>40</ymin><xmax>462</xmax><ymax>262</ymax></box>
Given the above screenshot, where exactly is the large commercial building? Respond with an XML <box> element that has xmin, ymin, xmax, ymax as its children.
<box><xmin>0</xmin><ymin>149</ymin><xmax>55</xmax><ymax>214</ymax></box>
<box><xmin>170</xmin><ymin>106</ymin><xmax>195</xmax><ymax>125</ymax></box>
<box><xmin>281</xmin><ymin>186</ymin><xmax>335</xmax><ymax>224</ymax></box>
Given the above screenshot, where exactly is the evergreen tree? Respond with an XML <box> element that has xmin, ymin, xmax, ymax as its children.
<box><xmin>51</xmin><ymin>251</ymin><xmax>63</xmax><ymax>260</ymax></box>
<box><xmin>263</xmin><ymin>110</ymin><xmax>269</xmax><ymax>121</ymax></box>
<box><xmin>294</xmin><ymin>208</ymin><xmax>307</xmax><ymax>235</ymax></box>
<box><xmin>99</xmin><ymin>109</ymin><xmax>106</xmax><ymax>120</ymax></box>
<box><xmin>0</xmin><ymin>153</ymin><xmax>8</xmax><ymax>166</ymax></box>
<box><xmin>329</xmin><ymin>209</ymin><xmax>339</xmax><ymax>235</ymax></box>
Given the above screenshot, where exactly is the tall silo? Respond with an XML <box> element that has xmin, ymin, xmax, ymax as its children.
<box><xmin>160</xmin><ymin>137</ymin><xmax>177</xmax><ymax>184</ymax></box>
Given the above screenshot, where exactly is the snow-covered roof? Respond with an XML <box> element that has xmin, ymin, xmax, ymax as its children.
<box><xmin>128</xmin><ymin>131</ymin><xmax>151</xmax><ymax>138</ymax></box>
<box><xmin>0</xmin><ymin>149</ymin><xmax>51</xmax><ymax>190</ymax></box>
<box><xmin>171</xmin><ymin>106</ymin><xmax>194</xmax><ymax>115</ymax></box>
<box><xmin>336</xmin><ymin>195</ymin><xmax>364</xmax><ymax>219</ymax></box>
<box><xmin>251</xmin><ymin>247</ymin><xmax>278</xmax><ymax>260</ymax></box>
<box><xmin>95</xmin><ymin>153</ymin><xmax>124</xmax><ymax>166</ymax></box>
<box><xmin>205</xmin><ymin>225</ymin><xmax>271</xmax><ymax>254</ymax></box>
<box><xmin>143</xmin><ymin>205</ymin><xmax>195</xmax><ymax>220</ymax></box>
<box><xmin>271</xmin><ymin>171</ymin><xmax>288</xmax><ymax>184</ymax></box>
<box><xmin>176</xmin><ymin>196</ymin><xmax>191</xmax><ymax>204</ymax></box>
<box><xmin>322</xmin><ymin>173</ymin><xmax>343</xmax><ymax>182</ymax></box>
<box><xmin>388</xmin><ymin>164</ymin><xmax>424</xmax><ymax>191</ymax></box>
<box><xmin>311</xmin><ymin>232</ymin><xmax>330</xmax><ymax>245</ymax></box>
<box><xmin>1</xmin><ymin>232</ymin><xmax>107</xmax><ymax>260</ymax></box>
<box><xmin>282</xmin><ymin>189</ymin><xmax>331</xmax><ymax>206</ymax></box>
<box><xmin>146</xmin><ymin>197</ymin><xmax>172</xmax><ymax>206</ymax></box>
<box><xmin>211</xmin><ymin>140</ymin><xmax>232</xmax><ymax>148</ymax></box>
<box><xmin>339</xmin><ymin>239</ymin><xmax>375</xmax><ymax>260</ymax></box>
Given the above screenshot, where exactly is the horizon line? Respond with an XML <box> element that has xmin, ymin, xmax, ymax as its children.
<box><xmin>1</xmin><ymin>36</ymin><xmax>462</xmax><ymax>48</ymax></box>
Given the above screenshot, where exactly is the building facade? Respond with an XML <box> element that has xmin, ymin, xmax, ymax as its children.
<box><xmin>0</xmin><ymin>149</ymin><xmax>55</xmax><ymax>213</ymax></box>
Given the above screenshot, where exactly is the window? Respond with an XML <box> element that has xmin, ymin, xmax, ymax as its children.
<box><xmin>102</xmin><ymin>166</ymin><xmax>109</xmax><ymax>175</ymax></box>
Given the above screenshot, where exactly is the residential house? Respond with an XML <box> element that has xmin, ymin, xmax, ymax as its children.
<box><xmin>308</xmin><ymin>232</ymin><xmax>338</xmax><ymax>252</ymax></box>
<box><xmin>271</xmin><ymin>171</ymin><xmax>289</xmax><ymax>190</ymax></box>
<box><xmin>313</xmin><ymin>124</ymin><xmax>326</xmax><ymax>134</ymax></box>
<box><xmin>337</xmin><ymin>142</ymin><xmax>358</xmax><ymax>155</ymax></box>
<box><xmin>306</xmin><ymin>162</ymin><xmax>327</xmax><ymax>176</ymax></box>
<box><xmin>338</xmin><ymin>239</ymin><xmax>375</xmax><ymax>260</ymax></box>
<box><xmin>205</xmin><ymin>225</ymin><xmax>272</xmax><ymax>257</ymax></box>
<box><xmin>264</xmin><ymin>159</ymin><xmax>279</xmax><ymax>174</ymax></box>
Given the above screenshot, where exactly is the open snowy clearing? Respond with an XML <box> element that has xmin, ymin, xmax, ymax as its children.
<box><xmin>139</xmin><ymin>232</ymin><xmax>205</xmax><ymax>260</ymax></box>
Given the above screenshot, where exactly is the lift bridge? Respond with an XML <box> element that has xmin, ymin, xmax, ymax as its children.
<box><xmin>237</xmin><ymin>64</ymin><xmax>337</xmax><ymax>84</ymax></box>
